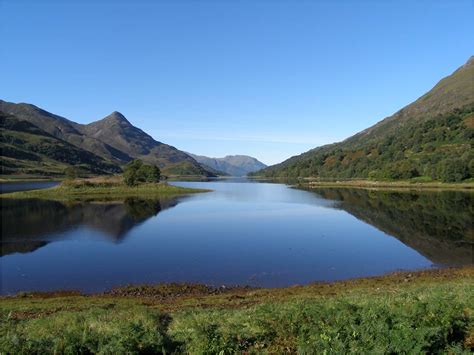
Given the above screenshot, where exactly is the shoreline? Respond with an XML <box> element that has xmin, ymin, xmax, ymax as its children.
<box><xmin>1</xmin><ymin>266</ymin><xmax>472</xmax><ymax>353</ymax></box>
<box><xmin>250</xmin><ymin>177</ymin><xmax>474</xmax><ymax>191</ymax></box>
<box><xmin>2</xmin><ymin>265</ymin><xmax>472</xmax><ymax>301</ymax></box>
<box><xmin>305</xmin><ymin>179</ymin><xmax>474</xmax><ymax>190</ymax></box>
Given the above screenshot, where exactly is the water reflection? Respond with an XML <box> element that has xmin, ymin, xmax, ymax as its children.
<box><xmin>1</xmin><ymin>197</ymin><xmax>179</xmax><ymax>256</ymax></box>
<box><xmin>1</xmin><ymin>181</ymin><xmax>472</xmax><ymax>294</ymax></box>
<box><xmin>309</xmin><ymin>188</ymin><xmax>473</xmax><ymax>266</ymax></box>
<box><xmin>0</xmin><ymin>181</ymin><xmax>59</xmax><ymax>194</ymax></box>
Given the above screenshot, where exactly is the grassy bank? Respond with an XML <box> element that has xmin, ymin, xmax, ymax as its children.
<box><xmin>0</xmin><ymin>176</ymin><xmax>210</xmax><ymax>200</ymax></box>
<box><xmin>1</xmin><ymin>267</ymin><xmax>473</xmax><ymax>353</ymax></box>
<box><xmin>249</xmin><ymin>176</ymin><xmax>474</xmax><ymax>190</ymax></box>
<box><xmin>304</xmin><ymin>179</ymin><xmax>474</xmax><ymax>190</ymax></box>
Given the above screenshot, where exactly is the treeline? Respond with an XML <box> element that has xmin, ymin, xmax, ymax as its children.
<box><xmin>253</xmin><ymin>106</ymin><xmax>474</xmax><ymax>182</ymax></box>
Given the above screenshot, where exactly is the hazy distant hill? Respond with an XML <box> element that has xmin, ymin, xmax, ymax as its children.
<box><xmin>253</xmin><ymin>56</ymin><xmax>474</xmax><ymax>182</ymax></box>
<box><xmin>0</xmin><ymin>101</ymin><xmax>214</xmax><ymax>177</ymax></box>
<box><xmin>187</xmin><ymin>153</ymin><xmax>267</xmax><ymax>176</ymax></box>
<box><xmin>0</xmin><ymin>112</ymin><xmax>120</xmax><ymax>176</ymax></box>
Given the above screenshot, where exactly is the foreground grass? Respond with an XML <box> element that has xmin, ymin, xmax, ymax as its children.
<box><xmin>0</xmin><ymin>177</ymin><xmax>210</xmax><ymax>200</ymax></box>
<box><xmin>1</xmin><ymin>268</ymin><xmax>473</xmax><ymax>353</ymax></box>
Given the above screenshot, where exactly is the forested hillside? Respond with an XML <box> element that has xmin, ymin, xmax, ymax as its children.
<box><xmin>252</xmin><ymin>57</ymin><xmax>474</xmax><ymax>182</ymax></box>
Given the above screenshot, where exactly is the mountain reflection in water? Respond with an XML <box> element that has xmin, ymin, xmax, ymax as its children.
<box><xmin>1</xmin><ymin>197</ymin><xmax>179</xmax><ymax>256</ymax></box>
<box><xmin>309</xmin><ymin>188</ymin><xmax>473</xmax><ymax>266</ymax></box>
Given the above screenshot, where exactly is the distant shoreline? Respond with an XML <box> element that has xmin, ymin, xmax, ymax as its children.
<box><xmin>249</xmin><ymin>177</ymin><xmax>474</xmax><ymax>191</ymax></box>
<box><xmin>304</xmin><ymin>179</ymin><xmax>474</xmax><ymax>191</ymax></box>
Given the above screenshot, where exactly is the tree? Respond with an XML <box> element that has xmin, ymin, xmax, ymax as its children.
<box><xmin>123</xmin><ymin>159</ymin><xmax>160</xmax><ymax>186</ymax></box>
<box><xmin>123</xmin><ymin>160</ymin><xmax>143</xmax><ymax>186</ymax></box>
<box><xmin>439</xmin><ymin>159</ymin><xmax>469</xmax><ymax>182</ymax></box>
<box><xmin>136</xmin><ymin>164</ymin><xmax>160</xmax><ymax>183</ymax></box>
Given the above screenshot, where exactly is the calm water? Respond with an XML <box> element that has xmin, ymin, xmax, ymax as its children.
<box><xmin>0</xmin><ymin>181</ymin><xmax>59</xmax><ymax>194</ymax></box>
<box><xmin>1</xmin><ymin>179</ymin><xmax>472</xmax><ymax>294</ymax></box>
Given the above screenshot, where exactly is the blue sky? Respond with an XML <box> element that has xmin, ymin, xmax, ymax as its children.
<box><xmin>1</xmin><ymin>0</ymin><xmax>472</xmax><ymax>165</ymax></box>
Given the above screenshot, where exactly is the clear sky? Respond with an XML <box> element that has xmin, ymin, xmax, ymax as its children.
<box><xmin>1</xmin><ymin>0</ymin><xmax>472</xmax><ymax>165</ymax></box>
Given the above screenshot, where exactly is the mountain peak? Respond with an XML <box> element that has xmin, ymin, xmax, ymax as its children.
<box><xmin>463</xmin><ymin>55</ymin><xmax>474</xmax><ymax>68</ymax></box>
<box><xmin>103</xmin><ymin>111</ymin><xmax>129</xmax><ymax>123</ymax></box>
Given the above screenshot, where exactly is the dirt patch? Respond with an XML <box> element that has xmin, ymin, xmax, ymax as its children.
<box><xmin>105</xmin><ymin>283</ymin><xmax>255</xmax><ymax>301</ymax></box>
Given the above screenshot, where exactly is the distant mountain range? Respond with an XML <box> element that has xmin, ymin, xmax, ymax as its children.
<box><xmin>0</xmin><ymin>101</ymin><xmax>215</xmax><ymax>177</ymax></box>
<box><xmin>187</xmin><ymin>153</ymin><xmax>267</xmax><ymax>176</ymax></box>
<box><xmin>252</xmin><ymin>56</ymin><xmax>474</xmax><ymax>182</ymax></box>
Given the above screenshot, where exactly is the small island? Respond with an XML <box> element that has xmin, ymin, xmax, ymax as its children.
<box><xmin>1</xmin><ymin>160</ymin><xmax>211</xmax><ymax>200</ymax></box>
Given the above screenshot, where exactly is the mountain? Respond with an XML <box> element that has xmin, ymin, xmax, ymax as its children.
<box><xmin>253</xmin><ymin>56</ymin><xmax>474</xmax><ymax>182</ymax></box>
<box><xmin>187</xmin><ymin>153</ymin><xmax>267</xmax><ymax>176</ymax></box>
<box><xmin>0</xmin><ymin>101</ymin><xmax>213</xmax><ymax>177</ymax></box>
<box><xmin>0</xmin><ymin>112</ymin><xmax>120</xmax><ymax>176</ymax></box>
<box><xmin>0</xmin><ymin>101</ymin><xmax>131</xmax><ymax>165</ymax></box>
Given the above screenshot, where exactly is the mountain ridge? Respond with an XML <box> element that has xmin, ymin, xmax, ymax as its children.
<box><xmin>187</xmin><ymin>153</ymin><xmax>267</xmax><ymax>176</ymax></box>
<box><xmin>0</xmin><ymin>101</ymin><xmax>214</xmax><ymax>177</ymax></box>
<box><xmin>252</xmin><ymin>56</ymin><xmax>474</xmax><ymax>182</ymax></box>
<box><xmin>0</xmin><ymin>112</ymin><xmax>120</xmax><ymax>176</ymax></box>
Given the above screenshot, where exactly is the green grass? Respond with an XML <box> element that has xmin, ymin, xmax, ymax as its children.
<box><xmin>171</xmin><ymin>285</ymin><xmax>473</xmax><ymax>354</ymax></box>
<box><xmin>1</xmin><ymin>268</ymin><xmax>473</xmax><ymax>353</ymax></box>
<box><xmin>0</xmin><ymin>180</ymin><xmax>210</xmax><ymax>200</ymax></box>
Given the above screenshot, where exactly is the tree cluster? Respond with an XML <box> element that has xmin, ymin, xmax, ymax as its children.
<box><xmin>123</xmin><ymin>160</ymin><xmax>161</xmax><ymax>186</ymax></box>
